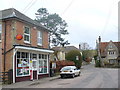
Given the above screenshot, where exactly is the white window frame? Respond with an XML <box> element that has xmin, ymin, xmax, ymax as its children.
<box><xmin>37</xmin><ymin>31</ymin><xmax>42</xmax><ymax>46</ymax></box>
<box><xmin>38</xmin><ymin>54</ymin><xmax>48</xmax><ymax>74</ymax></box>
<box><xmin>24</xmin><ymin>26</ymin><xmax>30</xmax><ymax>44</ymax></box>
<box><xmin>16</xmin><ymin>52</ymin><xmax>30</xmax><ymax>77</ymax></box>
<box><xmin>0</xmin><ymin>24</ymin><xmax>2</xmax><ymax>42</ymax></box>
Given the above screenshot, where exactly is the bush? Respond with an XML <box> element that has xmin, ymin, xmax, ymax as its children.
<box><xmin>65</xmin><ymin>50</ymin><xmax>82</xmax><ymax>69</ymax></box>
<box><xmin>95</xmin><ymin>60</ymin><xmax>101</xmax><ymax>67</ymax></box>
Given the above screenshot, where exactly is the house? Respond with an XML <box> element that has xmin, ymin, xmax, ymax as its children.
<box><xmin>97</xmin><ymin>36</ymin><xmax>120</xmax><ymax>66</ymax></box>
<box><xmin>51</xmin><ymin>46</ymin><xmax>81</xmax><ymax>61</ymax></box>
<box><xmin>0</xmin><ymin>8</ymin><xmax>53</xmax><ymax>83</ymax></box>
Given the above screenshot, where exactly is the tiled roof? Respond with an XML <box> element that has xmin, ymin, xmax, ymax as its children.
<box><xmin>100</xmin><ymin>42</ymin><xmax>108</xmax><ymax>56</ymax></box>
<box><xmin>52</xmin><ymin>46</ymin><xmax>80</xmax><ymax>53</ymax></box>
<box><xmin>100</xmin><ymin>41</ymin><xmax>120</xmax><ymax>56</ymax></box>
<box><xmin>0</xmin><ymin>8</ymin><xmax>48</xmax><ymax>31</ymax></box>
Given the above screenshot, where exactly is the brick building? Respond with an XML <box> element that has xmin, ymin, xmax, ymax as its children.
<box><xmin>0</xmin><ymin>8</ymin><xmax>53</xmax><ymax>83</ymax></box>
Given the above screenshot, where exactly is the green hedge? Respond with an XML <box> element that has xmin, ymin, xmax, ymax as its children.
<box><xmin>65</xmin><ymin>50</ymin><xmax>82</xmax><ymax>69</ymax></box>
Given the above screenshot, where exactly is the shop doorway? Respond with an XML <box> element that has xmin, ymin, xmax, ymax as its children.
<box><xmin>32</xmin><ymin>59</ymin><xmax>37</xmax><ymax>80</ymax></box>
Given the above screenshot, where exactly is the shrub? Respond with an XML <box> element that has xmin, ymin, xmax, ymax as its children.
<box><xmin>65</xmin><ymin>50</ymin><xmax>82</xmax><ymax>69</ymax></box>
<box><xmin>95</xmin><ymin>60</ymin><xmax>101</xmax><ymax>67</ymax></box>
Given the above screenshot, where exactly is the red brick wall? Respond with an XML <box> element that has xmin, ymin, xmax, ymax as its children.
<box><xmin>15</xmin><ymin>21</ymin><xmax>49</xmax><ymax>48</ymax></box>
<box><xmin>2</xmin><ymin>20</ymin><xmax>13</xmax><ymax>72</ymax></box>
<box><xmin>1</xmin><ymin>19</ymin><xmax>49</xmax><ymax>72</ymax></box>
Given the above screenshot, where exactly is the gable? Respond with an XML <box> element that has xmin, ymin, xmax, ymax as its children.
<box><xmin>100</xmin><ymin>41</ymin><xmax>120</xmax><ymax>57</ymax></box>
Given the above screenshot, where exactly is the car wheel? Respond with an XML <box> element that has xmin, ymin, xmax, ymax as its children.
<box><xmin>61</xmin><ymin>75</ymin><xmax>64</xmax><ymax>78</ymax></box>
<box><xmin>72</xmin><ymin>74</ymin><xmax>75</xmax><ymax>78</ymax></box>
<box><xmin>78</xmin><ymin>72</ymin><xmax>81</xmax><ymax>76</ymax></box>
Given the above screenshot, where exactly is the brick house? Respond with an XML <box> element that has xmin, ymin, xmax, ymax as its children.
<box><xmin>0</xmin><ymin>8</ymin><xmax>53</xmax><ymax>83</ymax></box>
<box><xmin>97</xmin><ymin>36</ymin><xmax>120</xmax><ymax>66</ymax></box>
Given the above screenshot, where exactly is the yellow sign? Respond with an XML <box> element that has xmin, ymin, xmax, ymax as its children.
<box><xmin>30</xmin><ymin>60</ymin><xmax>32</xmax><ymax>63</ymax></box>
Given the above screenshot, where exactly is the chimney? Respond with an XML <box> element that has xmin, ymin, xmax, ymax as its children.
<box><xmin>79</xmin><ymin>44</ymin><xmax>81</xmax><ymax>50</ymax></box>
<box><xmin>98</xmin><ymin>36</ymin><xmax>101</xmax><ymax>43</ymax></box>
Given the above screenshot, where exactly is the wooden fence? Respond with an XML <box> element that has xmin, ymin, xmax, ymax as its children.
<box><xmin>0</xmin><ymin>70</ymin><xmax>13</xmax><ymax>84</ymax></box>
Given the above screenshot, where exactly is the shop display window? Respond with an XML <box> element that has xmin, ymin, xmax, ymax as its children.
<box><xmin>16</xmin><ymin>52</ymin><xmax>30</xmax><ymax>76</ymax></box>
<box><xmin>38</xmin><ymin>54</ymin><xmax>48</xmax><ymax>74</ymax></box>
<box><xmin>16</xmin><ymin>52</ymin><xmax>48</xmax><ymax>76</ymax></box>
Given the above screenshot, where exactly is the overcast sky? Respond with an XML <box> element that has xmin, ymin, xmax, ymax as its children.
<box><xmin>1</xmin><ymin>0</ymin><xmax>119</xmax><ymax>49</ymax></box>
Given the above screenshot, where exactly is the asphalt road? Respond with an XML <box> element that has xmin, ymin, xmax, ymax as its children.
<box><xmin>28</xmin><ymin>64</ymin><xmax>119</xmax><ymax>88</ymax></box>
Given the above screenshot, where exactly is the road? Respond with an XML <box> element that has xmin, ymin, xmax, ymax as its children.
<box><xmin>28</xmin><ymin>64</ymin><xmax>119</xmax><ymax>88</ymax></box>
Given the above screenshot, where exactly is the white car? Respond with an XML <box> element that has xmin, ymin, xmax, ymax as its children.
<box><xmin>60</xmin><ymin>66</ymin><xmax>81</xmax><ymax>78</ymax></box>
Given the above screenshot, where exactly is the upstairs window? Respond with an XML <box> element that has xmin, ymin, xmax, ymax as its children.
<box><xmin>109</xmin><ymin>45</ymin><xmax>113</xmax><ymax>49</ymax></box>
<box><xmin>108</xmin><ymin>51</ymin><xmax>115</xmax><ymax>55</ymax></box>
<box><xmin>37</xmin><ymin>31</ymin><xmax>42</xmax><ymax>46</ymax></box>
<box><xmin>24</xmin><ymin>26</ymin><xmax>30</xmax><ymax>43</ymax></box>
<box><xmin>0</xmin><ymin>24</ymin><xmax>2</xmax><ymax>42</ymax></box>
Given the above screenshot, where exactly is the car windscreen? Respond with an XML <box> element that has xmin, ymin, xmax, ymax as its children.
<box><xmin>61</xmin><ymin>67</ymin><xmax>72</xmax><ymax>71</ymax></box>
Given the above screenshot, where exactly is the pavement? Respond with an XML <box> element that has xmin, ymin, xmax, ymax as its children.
<box><xmin>2</xmin><ymin>75</ymin><xmax>60</xmax><ymax>88</ymax></box>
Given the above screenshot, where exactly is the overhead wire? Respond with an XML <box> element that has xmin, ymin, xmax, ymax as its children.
<box><xmin>61</xmin><ymin>0</ymin><xmax>75</xmax><ymax>16</ymax></box>
<box><xmin>22</xmin><ymin>0</ymin><xmax>38</xmax><ymax>13</ymax></box>
<box><xmin>22</xmin><ymin>0</ymin><xmax>34</xmax><ymax>12</ymax></box>
<box><xmin>100</xmin><ymin>1</ymin><xmax>114</xmax><ymax>38</ymax></box>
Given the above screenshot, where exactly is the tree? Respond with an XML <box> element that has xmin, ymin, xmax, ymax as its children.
<box><xmin>35</xmin><ymin>8</ymin><xmax>69</xmax><ymax>47</ymax></box>
<box><xmin>82</xmin><ymin>50</ymin><xmax>96</xmax><ymax>62</ymax></box>
<box><xmin>79</xmin><ymin>42</ymin><xmax>92</xmax><ymax>50</ymax></box>
<box><xmin>65</xmin><ymin>50</ymin><xmax>82</xmax><ymax>69</ymax></box>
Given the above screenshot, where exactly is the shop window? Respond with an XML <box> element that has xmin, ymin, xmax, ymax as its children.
<box><xmin>30</xmin><ymin>53</ymin><xmax>37</xmax><ymax>59</ymax></box>
<box><xmin>44</xmin><ymin>60</ymin><xmax>47</xmax><ymax>73</ymax></box>
<box><xmin>38</xmin><ymin>54</ymin><xmax>48</xmax><ymax>74</ymax></box>
<box><xmin>39</xmin><ymin>54</ymin><xmax>42</xmax><ymax>59</ymax></box>
<box><xmin>42</xmin><ymin>54</ymin><xmax>44</xmax><ymax>59</ymax></box>
<box><xmin>24</xmin><ymin>26</ymin><xmax>30</xmax><ymax>43</ymax></box>
<box><xmin>32</xmin><ymin>60</ymin><xmax>37</xmax><ymax>70</ymax></box>
<box><xmin>0</xmin><ymin>24</ymin><xmax>2</xmax><ymax>42</ymax></box>
<box><xmin>16</xmin><ymin>52</ymin><xmax>30</xmax><ymax>76</ymax></box>
<box><xmin>39</xmin><ymin>60</ymin><xmax>44</xmax><ymax>73</ymax></box>
<box><xmin>33</xmin><ymin>54</ymin><xmax>37</xmax><ymax>59</ymax></box>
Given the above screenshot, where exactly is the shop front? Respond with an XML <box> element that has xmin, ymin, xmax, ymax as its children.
<box><xmin>13</xmin><ymin>45</ymin><xmax>53</xmax><ymax>83</ymax></box>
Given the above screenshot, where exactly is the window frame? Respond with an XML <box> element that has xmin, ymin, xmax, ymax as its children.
<box><xmin>16</xmin><ymin>52</ymin><xmax>30</xmax><ymax>77</ymax></box>
<box><xmin>38</xmin><ymin>54</ymin><xmax>48</xmax><ymax>74</ymax></box>
<box><xmin>37</xmin><ymin>31</ymin><xmax>43</xmax><ymax>46</ymax></box>
<box><xmin>24</xmin><ymin>26</ymin><xmax>31</xmax><ymax>44</ymax></box>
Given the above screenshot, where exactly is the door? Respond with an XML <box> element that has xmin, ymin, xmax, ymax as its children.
<box><xmin>32</xmin><ymin>59</ymin><xmax>37</xmax><ymax>79</ymax></box>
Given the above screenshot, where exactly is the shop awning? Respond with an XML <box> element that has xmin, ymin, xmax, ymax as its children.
<box><xmin>14</xmin><ymin>45</ymin><xmax>54</xmax><ymax>53</ymax></box>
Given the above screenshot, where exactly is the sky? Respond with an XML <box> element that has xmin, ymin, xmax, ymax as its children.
<box><xmin>1</xmin><ymin>0</ymin><xmax>119</xmax><ymax>49</ymax></box>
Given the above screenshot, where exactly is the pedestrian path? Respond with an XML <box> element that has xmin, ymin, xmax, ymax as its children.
<box><xmin>2</xmin><ymin>75</ymin><xmax>60</xmax><ymax>88</ymax></box>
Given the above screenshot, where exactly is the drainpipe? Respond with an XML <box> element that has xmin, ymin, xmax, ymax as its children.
<box><xmin>3</xmin><ymin>21</ymin><xmax>7</xmax><ymax>83</ymax></box>
<box><xmin>13</xmin><ymin>48</ymin><xmax>18</xmax><ymax>83</ymax></box>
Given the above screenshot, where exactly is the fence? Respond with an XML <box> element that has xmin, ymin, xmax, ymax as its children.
<box><xmin>0</xmin><ymin>69</ymin><xmax>13</xmax><ymax>84</ymax></box>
